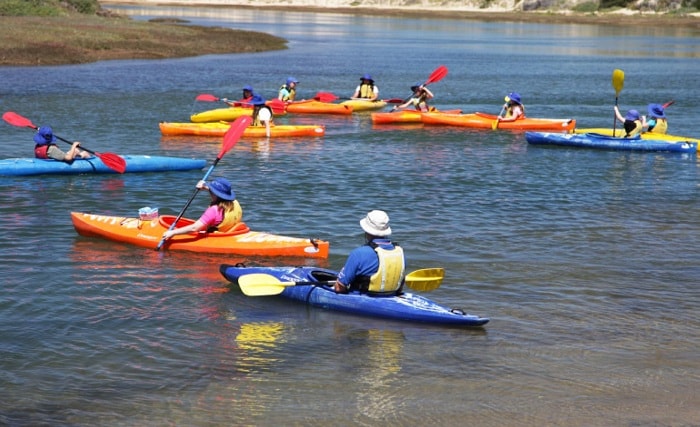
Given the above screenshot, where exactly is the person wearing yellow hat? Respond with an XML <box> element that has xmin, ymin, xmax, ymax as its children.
<box><xmin>334</xmin><ymin>210</ymin><xmax>405</xmax><ymax>295</ymax></box>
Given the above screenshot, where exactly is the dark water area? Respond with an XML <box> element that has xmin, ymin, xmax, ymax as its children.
<box><xmin>1</xmin><ymin>5</ymin><xmax>699</xmax><ymax>426</ymax></box>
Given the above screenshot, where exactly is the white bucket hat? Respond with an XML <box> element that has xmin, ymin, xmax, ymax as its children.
<box><xmin>360</xmin><ymin>210</ymin><xmax>392</xmax><ymax>237</ymax></box>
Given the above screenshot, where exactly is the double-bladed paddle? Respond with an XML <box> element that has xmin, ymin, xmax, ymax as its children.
<box><xmin>195</xmin><ymin>93</ymin><xmax>286</xmax><ymax>114</ymax></box>
<box><xmin>155</xmin><ymin>115</ymin><xmax>252</xmax><ymax>251</ymax></box>
<box><xmin>612</xmin><ymin>69</ymin><xmax>625</xmax><ymax>137</ymax></box>
<box><xmin>2</xmin><ymin>111</ymin><xmax>127</xmax><ymax>173</ymax></box>
<box><xmin>237</xmin><ymin>268</ymin><xmax>445</xmax><ymax>297</ymax></box>
<box><xmin>313</xmin><ymin>92</ymin><xmax>404</xmax><ymax>104</ymax></box>
<box><xmin>392</xmin><ymin>65</ymin><xmax>449</xmax><ymax>112</ymax></box>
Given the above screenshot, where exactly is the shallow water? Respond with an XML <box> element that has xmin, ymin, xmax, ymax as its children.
<box><xmin>1</xmin><ymin>6</ymin><xmax>699</xmax><ymax>426</ymax></box>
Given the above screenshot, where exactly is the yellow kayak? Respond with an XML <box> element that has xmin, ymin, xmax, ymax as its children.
<box><xmin>574</xmin><ymin>128</ymin><xmax>700</xmax><ymax>144</ymax></box>
<box><xmin>340</xmin><ymin>99</ymin><xmax>387</xmax><ymax>112</ymax></box>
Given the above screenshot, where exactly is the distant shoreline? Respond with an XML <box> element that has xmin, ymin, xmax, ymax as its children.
<box><xmin>102</xmin><ymin>1</ymin><xmax>700</xmax><ymax>28</ymax></box>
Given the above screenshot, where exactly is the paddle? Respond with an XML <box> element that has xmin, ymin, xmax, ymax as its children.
<box><xmin>492</xmin><ymin>104</ymin><xmax>506</xmax><ymax>130</ymax></box>
<box><xmin>314</xmin><ymin>92</ymin><xmax>404</xmax><ymax>104</ymax></box>
<box><xmin>612</xmin><ymin>69</ymin><xmax>625</xmax><ymax>137</ymax></box>
<box><xmin>155</xmin><ymin>115</ymin><xmax>252</xmax><ymax>251</ymax></box>
<box><xmin>195</xmin><ymin>94</ymin><xmax>286</xmax><ymax>114</ymax></box>
<box><xmin>393</xmin><ymin>65</ymin><xmax>449</xmax><ymax>112</ymax></box>
<box><xmin>2</xmin><ymin>111</ymin><xmax>127</xmax><ymax>173</ymax></box>
<box><xmin>238</xmin><ymin>268</ymin><xmax>445</xmax><ymax>297</ymax></box>
<box><xmin>662</xmin><ymin>100</ymin><xmax>674</xmax><ymax>109</ymax></box>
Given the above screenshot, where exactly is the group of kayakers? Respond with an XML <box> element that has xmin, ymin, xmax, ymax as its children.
<box><xmin>614</xmin><ymin>103</ymin><xmax>669</xmax><ymax>137</ymax></box>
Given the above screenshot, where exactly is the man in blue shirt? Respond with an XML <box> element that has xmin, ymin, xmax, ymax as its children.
<box><xmin>334</xmin><ymin>210</ymin><xmax>405</xmax><ymax>295</ymax></box>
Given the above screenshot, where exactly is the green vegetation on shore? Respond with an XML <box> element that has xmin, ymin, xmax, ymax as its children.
<box><xmin>0</xmin><ymin>0</ymin><xmax>287</xmax><ymax>66</ymax></box>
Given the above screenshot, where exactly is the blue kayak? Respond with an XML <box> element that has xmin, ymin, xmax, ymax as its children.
<box><xmin>219</xmin><ymin>264</ymin><xmax>489</xmax><ymax>327</ymax></box>
<box><xmin>525</xmin><ymin>132</ymin><xmax>698</xmax><ymax>154</ymax></box>
<box><xmin>0</xmin><ymin>155</ymin><xmax>207</xmax><ymax>176</ymax></box>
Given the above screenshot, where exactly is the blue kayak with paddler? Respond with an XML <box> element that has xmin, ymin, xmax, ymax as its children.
<box><xmin>219</xmin><ymin>264</ymin><xmax>489</xmax><ymax>327</ymax></box>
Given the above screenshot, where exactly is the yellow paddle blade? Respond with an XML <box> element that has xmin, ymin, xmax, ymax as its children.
<box><xmin>238</xmin><ymin>273</ymin><xmax>292</xmax><ymax>296</ymax></box>
<box><xmin>612</xmin><ymin>69</ymin><xmax>625</xmax><ymax>95</ymax></box>
<box><xmin>405</xmin><ymin>268</ymin><xmax>444</xmax><ymax>292</ymax></box>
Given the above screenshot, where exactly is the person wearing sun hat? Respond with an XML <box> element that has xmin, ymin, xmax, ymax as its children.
<box><xmin>497</xmin><ymin>91</ymin><xmax>526</xmax><ymax>123</ymax></box>
<box><xmin>645</xmin><ymin>103</ymin><xmax>668</xmax><ymax>134</ymax></box>
<box><xmin>614</xmin><ymin>105</ymin><xmax>646</xmax><ymax>137</ymax></box>
<box><xmin>33</xmin><ymin>125</ymin><xmax>90</xmax><ymax>162</ymax></box>
<box><xmin>351</xmin><ymin>73</ymin><xmax>379</xmax><ymax>101</ymax></box>
<box><xmin>161</xmin><ymin>177</ymin><xmax>243</xmax><ymax>241</ymax></box>
<box><xmin>250</xmin><ymin>93</ymin><xmax>273</xmax><ymax>137</ymax></box>
<box><xmin>334</xmin><ymin>210</ymin><xmax>406</xmax><ymax>295</ymax></box>
<box><xmin>278</xmin><ymin>76</ymin><xmax>299</xmax><ymax>102</ymax></box>
<box><xmin>393</xmin><ymin>81</ymin><xmax>434</xmax><ymax>112</ymax></box>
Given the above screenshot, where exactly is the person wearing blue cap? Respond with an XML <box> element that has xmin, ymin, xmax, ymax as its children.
<box><xmin>278</xmin><ymin>77</ymin><xmax>298</xmax><ymax>102</ymax></box>
<box><xmin>644</xmin><ymin>103</ymin><xmax>668</xmax><ymax>134</ymax></box>
<box><xmin>162</xmin><ymin>177</ymin><xmax>243</xmax><ymax>241</ymax></box>
<box><xmin>393</xmin><ymin>82</ymin><xmax>434</xmax><ymax>112</ymax></box>
<box><xmin>351</xmin><ymin>73</ymin><xmax>379</xmax><ymax>101</ymax></box>
<box><xmin>250</xmin><ymin>94</ymin><xmax>273</xmax><ymax>137</ymax></box>
<box><xmin>614</xmin><ymin>105</ymin><xmax>646</xmax><ymax>137</ymax></box>
<box><xmin>33</xmin><ymin>125</ymin><xmax>90</xmax><ymax>162</ymax></box>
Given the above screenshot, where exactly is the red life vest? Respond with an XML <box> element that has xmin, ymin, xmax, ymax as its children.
<box><xmin>34</xmin><ymin>144</ymin><xmax>51</xmax><ymax>159</ymax></box>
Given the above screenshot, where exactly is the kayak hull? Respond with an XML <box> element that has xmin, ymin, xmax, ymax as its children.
<box><xmin>422</xmin><ymin>111</ymin><xmax>576</xmax><ymax>131</ymax></box>
<box><xmin>285</xmin><ymin>100</ymin><xmax>353</xmax><ymax>115</ymax></box>
<box><xmin>526</xmin><ymin>132</ymin><xmax>698</xmax><ymax>153</ymax></box>
<box><xmin>371</xmin><ymin>109</ymin><xmax>462</xmax><ymax>124</ymax></box>
<box><xmin>159</xmin><ymin>122</ymin><xmax>325</xmax><ymax>138</ymax></box>
<box><xmin>574</xmin><ymin>128</ymin><xmax>700</xmax><ymax>144</ymax></box>
<box><xmin>219</xmin><ymin>265</ymin><xmax>489</xmax><ymax>326</ymax></box>
<box><xmin>339</xmin><ymin>99</ymin><xmax>387</xmax><ymax>112</ymax></box>
<box><xmin>0</xmin><ymin>155</ymin><xmax>206</xmax><ymax>177</ymax></box>
<box><xmin>71</xmin><ymin>212</ymin><xmax>329</xmax><ymax>258</ymax></box>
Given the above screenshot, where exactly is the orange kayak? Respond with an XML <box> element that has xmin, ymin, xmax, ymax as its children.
<box><xmin>159</xmin><ymin>122</ymin><xmax>325</xmax><ymax>138</ymax></box>
<box><xmin>71</xmin><ymin>212</ymin><xmax>329</xmax><ymax>258</ymax></box>
<box><xmin>285</xmin><ymin>100</ymin><xmax>353</xmax><ymax>115</ymax></box>
<box><xmin>371</xmin><ymin>109</ymin><xmax>462</xmax><ymax>124</ymax></box>
<box><xmin>422</xmin><ymin>112</ymin><xmax>576</xmax><ymax>131</ymax></box>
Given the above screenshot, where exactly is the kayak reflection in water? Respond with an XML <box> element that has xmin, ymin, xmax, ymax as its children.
<box><xmin>334</xmin><ymin>210</ymin><xmax>406</xmax><ymax>295</ymax></box>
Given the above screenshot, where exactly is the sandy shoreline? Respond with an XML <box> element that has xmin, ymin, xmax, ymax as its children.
<box><xmin>102</xmin><ymin>0</ymin><xmax>700</xmax><ymax>27</ymax></box>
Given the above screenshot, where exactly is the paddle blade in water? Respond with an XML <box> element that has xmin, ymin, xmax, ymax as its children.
<box><xmin>3</xmin><ymin>111</ymin><xmax>37</xmax><ymax>129</ymax></box>
<box><xmin>98</xmin><ymin>152</ymin><xmax>127</xmax><ymax>174</ymax></box>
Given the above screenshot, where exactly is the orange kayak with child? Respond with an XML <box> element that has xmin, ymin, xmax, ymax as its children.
<box><xmin>71</xmin><ymin>212</ymin><xmax>329</xmax><ymax>258</ymax></box>
<box><xmin>422</xmin><ymin>111</ymin><xmax>576</xmax><ymax>131</ymax></box>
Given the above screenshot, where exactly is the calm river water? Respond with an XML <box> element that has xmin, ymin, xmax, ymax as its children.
<box><xmin>1</xmin><ymin>5</ymin><xmax>699</xmax><ymax>426</ymax></box>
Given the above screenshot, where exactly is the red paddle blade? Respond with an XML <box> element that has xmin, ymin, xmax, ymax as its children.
<box><xmin>97</xmin><ymin>152</ymin><xmax>127</xmax><ymax>174</ymax></box>
<box><xmin>220</xmin><ymin>116</ymin><xmax>252</xmax><ymax>158</ymax></box>
<box><xmin>267</xmin><ymin>99</ymin><xmax>287</xmax><ymax>114</ymax></box>
<box><xmin>195</xmin><ymin>94</ymin><xmax>220</xmax><ymax>102</ymax></box>
<box><xmin>314</xmin><ymin>92</ymin><xmax>339</xmax><ymax>103</ymax></box>
<box><xmin>662</xmin><ymin>100</ymin><xmax>674</xmax><ymax>109</ymax></box>
<box><xmin>3</xmin><ymin>111</ymin><xmax>37</xmax><ymax>129</ymax></box>
<box><xmin>425</xmin><ymin>65</ymin><xmax>448</xmax><ymax>86</ymax></box>
<box><xmin>383</xmin><ymin>98</ymin><xmax>405</xmax><ymax>104</ymax></box>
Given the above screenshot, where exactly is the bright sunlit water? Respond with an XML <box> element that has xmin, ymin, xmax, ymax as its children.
<box><xmin>1</xmin><ymin>5</ymin><xmax>699</xmax><ymax>425</ymax></box>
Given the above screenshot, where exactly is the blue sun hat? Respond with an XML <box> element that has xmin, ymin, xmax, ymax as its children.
<box><xmin>33</xmin><ymin>126</ymin><xmax>55</xmax><ymax>145</ymax></box>
<box><xmin>625</xmin><ymin>109</ymin><xmax>641</xmax><ymax>121</ymax></box>
<box><xmin>410</xmin><ymin>81</ymin><xmax>422</xmax><ymax>91</ymax></box>
<box><xmin>250</xmin><ymin>94</ymin><xmax>266</xmax><ymax>106</ymax></box>
<box><xmin>647</xmin><ymin>103</ymin><xmax>666</xmax><ymax>119</ymax></box>
<box><xmin>361</xmin><ymin>73</ymin><xmax>373</xmax><ymax>82</ymax></box>
<box><xmin>208</xmin><ymin>178</ymin><xmax>235</xmax><ymax>201</ymax></box>
<box><xmin>286</xmin><ymin>77</ymin><xmax>299</xmax><ymax>86</ymax></box>
<box><xmin>242</xmin><ymin>85</ymin><xmax>254</xmax><ymax>92</ymax></box>
<box><xmin>505</xmin><ymin>92</ymin><xmax>522</xmax><ymax>104</ymax></box>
